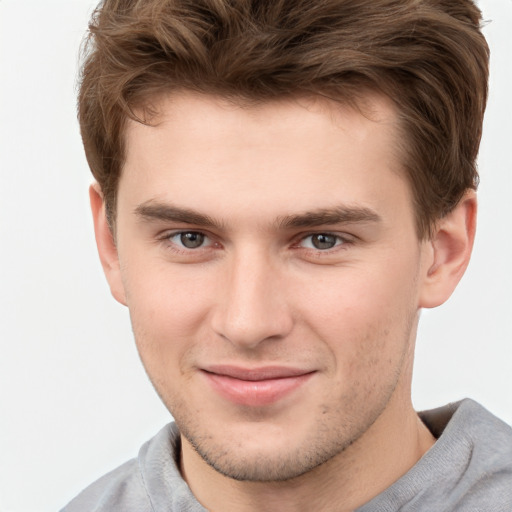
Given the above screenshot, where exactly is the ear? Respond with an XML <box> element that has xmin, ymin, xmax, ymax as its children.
<box><xmin>89</xmin><ymin>183</ymin><xmax>127</xmax><ymax>306</ymax></box>
<box><xmin>419</xmin><ymin>191</ymin><xmax>477</xmax><ymax>309</ymax></box>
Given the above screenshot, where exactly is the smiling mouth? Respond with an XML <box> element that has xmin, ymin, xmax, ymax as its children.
<box><xmin>201</xmin><ymin>365</ymin><xmax>315</xmax><ymax>407</ymax></box>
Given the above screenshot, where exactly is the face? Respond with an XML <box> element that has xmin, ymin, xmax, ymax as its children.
<box><xmin>109</xmin><ymin>92</ymin><xmax>433</xmax><ymax>481</ymax></box>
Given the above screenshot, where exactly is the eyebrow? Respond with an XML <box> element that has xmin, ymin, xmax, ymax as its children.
<box><xmin>135</xmin><ymin>201</ymin><xmax>222</xmax><ymax>228</ymax></box>
<box><xmin>134</xmin><ymin>200</ymin><xmax>381</xmax><ymax>230</ymax></box>
<box><xmin>276</xmin><ymin>206</ymin><xmax>381</xmax><ymax>229</ymax></box>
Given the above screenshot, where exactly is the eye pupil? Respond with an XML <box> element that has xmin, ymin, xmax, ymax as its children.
<box><xmin>180</xmin><ymin>232</ymin><xmax>205</xmax><ymax>248</ymax></box>
<box><xmin>312</xmin><ymin>234</ymin><xmax>337</xmax><ymax>250</ymax></box>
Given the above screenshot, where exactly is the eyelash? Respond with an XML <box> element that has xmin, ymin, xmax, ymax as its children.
<box><xmin>157</xmin><ymin>231</ymin><xmax>217</xmax><ymax>253</ymax></box>
<box><xmin>157</xmin><ymin>230</ymin><xmax>353</xmax><ymax>255</ymax></box>
<box><xmin>295</xmin><ymin>232</ymin><xmax>350</xmax><ymax>251</ymax></box>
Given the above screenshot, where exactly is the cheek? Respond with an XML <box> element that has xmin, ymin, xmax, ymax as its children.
<box><xmin>300</xmin><ymin>265</ymin><xmax>417</xmax><ymax>327</ymax></box>
<box><xmin>296</xmin><ymin>256</ymin><xmax>420</xmax><ymax>364</ymax></box>
<box><xmin>124</xmin><ymin>255</ymin><xmax>214</xmax><ymax>322</ymax></box>
<box><xmin>300</xmin><ymin>266</ymin><xmax>419</xmax><ymax>421</ymax></box>
<box><xmin>121</xmin><ymin>262</ymin><xmax>215</xmax><ymax>369</ymax></box>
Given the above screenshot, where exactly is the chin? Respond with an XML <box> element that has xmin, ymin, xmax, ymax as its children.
<box><xmin>188</xmin><ymin>435</ymin><xmax>342</xmax><ymax>482</ymax></box>
<box><xmin>178</xmin><ymin>409</ymin><xmax>370</xmax><ymax>483</ymax></box>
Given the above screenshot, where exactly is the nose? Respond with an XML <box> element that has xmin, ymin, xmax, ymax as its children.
<box><xmin>211</xmin><ymin>248</ymin><xmax>293</xmax><ymax>350</ymax></box>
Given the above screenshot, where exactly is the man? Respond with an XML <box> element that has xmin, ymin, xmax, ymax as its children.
<box><xmin>63</xmin><ymin>0</ymin><xmax>512</xmax><ymax>510</ymax></box>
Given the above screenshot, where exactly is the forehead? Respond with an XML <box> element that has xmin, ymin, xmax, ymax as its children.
<box><xmin>119</xmin><ymin>91</ymin><xmax>411</xmax><ymax>228</ymax></box>
<box><xmin>131</xmin><ymin>91</ymin><xmax>399</xmax><ymax>147</ymax></box>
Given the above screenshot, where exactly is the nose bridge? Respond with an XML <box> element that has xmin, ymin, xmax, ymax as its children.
<box><xmin>212</xmin><ymin>245</ymin><xmax>292</xmax><ymax>349</ymax></box>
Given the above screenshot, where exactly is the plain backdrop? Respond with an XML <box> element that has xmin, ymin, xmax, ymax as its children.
<box><xmin>0</xmin><ymin>1</ymin><xmax>510</xmax><ymax>511</ymax></box>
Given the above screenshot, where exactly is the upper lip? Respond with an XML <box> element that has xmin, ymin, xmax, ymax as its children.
<box><xmin>202</xmin><ymin>365</ymin><xmax>314</xmax><ymax>381</ymax></box>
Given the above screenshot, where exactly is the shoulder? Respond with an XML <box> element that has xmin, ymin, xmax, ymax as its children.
<box><xmin>358</xmin><ymin>399</ymin><xmax>512</xmax><ymax>512</ymax></box>
<box><xmin>437</xmin><ymin>399</ymin><xmax>512</xmax><ymax>510</ymax></box>
<box><xmin>61</xmin><ymin>422</ymin><xmax>206</xmax><ymax>512</ymax></box>
<box><xmin>60</xmin><ymin>457</ymin><xmax>150</xmax><ymax>512</ymax></box>
<box><xmin>425</xmin><ymin>400</ymin><xmax>512</xmax><ymax>508</ymax></box>
<box><xmin>421</xmin><ymin>398</ymin><xmax>512</xmax><ymax>475</ymax></box>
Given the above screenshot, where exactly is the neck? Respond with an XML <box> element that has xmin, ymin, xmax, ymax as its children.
<box><xmin>180</xmin><ymin>394</ymin><xmax>435</xmax><ymax>512</ymax></box>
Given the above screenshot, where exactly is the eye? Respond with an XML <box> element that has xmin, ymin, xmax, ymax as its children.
<box><xmin>300</xmin><ymin>233</ymin><xmax>344</xmax><ymax>250</ymax></box>
<box><xmin>170</xmin><ymin>231</ymin><xmax>209</xmax><ymax>249</ymax></box>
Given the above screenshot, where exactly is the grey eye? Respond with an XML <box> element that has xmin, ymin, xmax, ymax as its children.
<box><xmin>179</xmin><ymin>232</ymin><xmax>205</xmax><ymax>248</ymax></box>
<box><xmin>310</xmin><ymin>234</ymin><xmax>338</xmax><ymax>250</ymax></box>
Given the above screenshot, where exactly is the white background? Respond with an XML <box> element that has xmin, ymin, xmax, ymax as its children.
<box><xmin>0</xmin><ymin>1</ymin><xmax>510</xmax><ymax>511</ymax></box>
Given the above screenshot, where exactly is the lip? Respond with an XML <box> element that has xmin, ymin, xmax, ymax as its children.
<box><xmin>201</xmin><ymin>365</ymin><xmax>315</xmax><ymax>407</ymax></box>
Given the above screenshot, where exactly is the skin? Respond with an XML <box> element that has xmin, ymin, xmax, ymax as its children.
<box><xmin>91</xmin><ymin>92</ymin><xmax>476</xmax><ymax>511</ymax></box>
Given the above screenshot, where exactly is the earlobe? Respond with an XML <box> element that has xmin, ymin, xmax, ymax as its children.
<box><xmin>419</xmin><ymin>191</ymin><xmax>477</xmax><ymax>309</ymax></box>
<box><xmin>89</xmin><ymin>183</ymin><xmax>127</xmax><ymax>306</ymax></box>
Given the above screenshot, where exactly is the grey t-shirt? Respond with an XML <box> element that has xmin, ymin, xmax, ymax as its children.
<box><xmin>61</xmin><ymin>399</ymin><xmax>512</xmax><ymax>511</ymax></box>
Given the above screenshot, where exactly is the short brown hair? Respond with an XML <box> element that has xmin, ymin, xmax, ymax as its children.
<box><xmin>78</xmin><ymin>0</ymin><xmax>489</xmax><ymax>237</ymax></box>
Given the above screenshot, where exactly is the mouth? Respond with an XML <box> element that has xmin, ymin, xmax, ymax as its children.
<box><xmin>201</xmin><ymin>365</ymin><xmax>315</xmax><ymax>407</ymax></box>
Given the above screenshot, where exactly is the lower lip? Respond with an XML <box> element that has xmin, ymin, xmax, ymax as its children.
<box><xmin>202</xmin><ymin>371</ymin><xmax>313</xmax><ymax>407</ymax></box>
